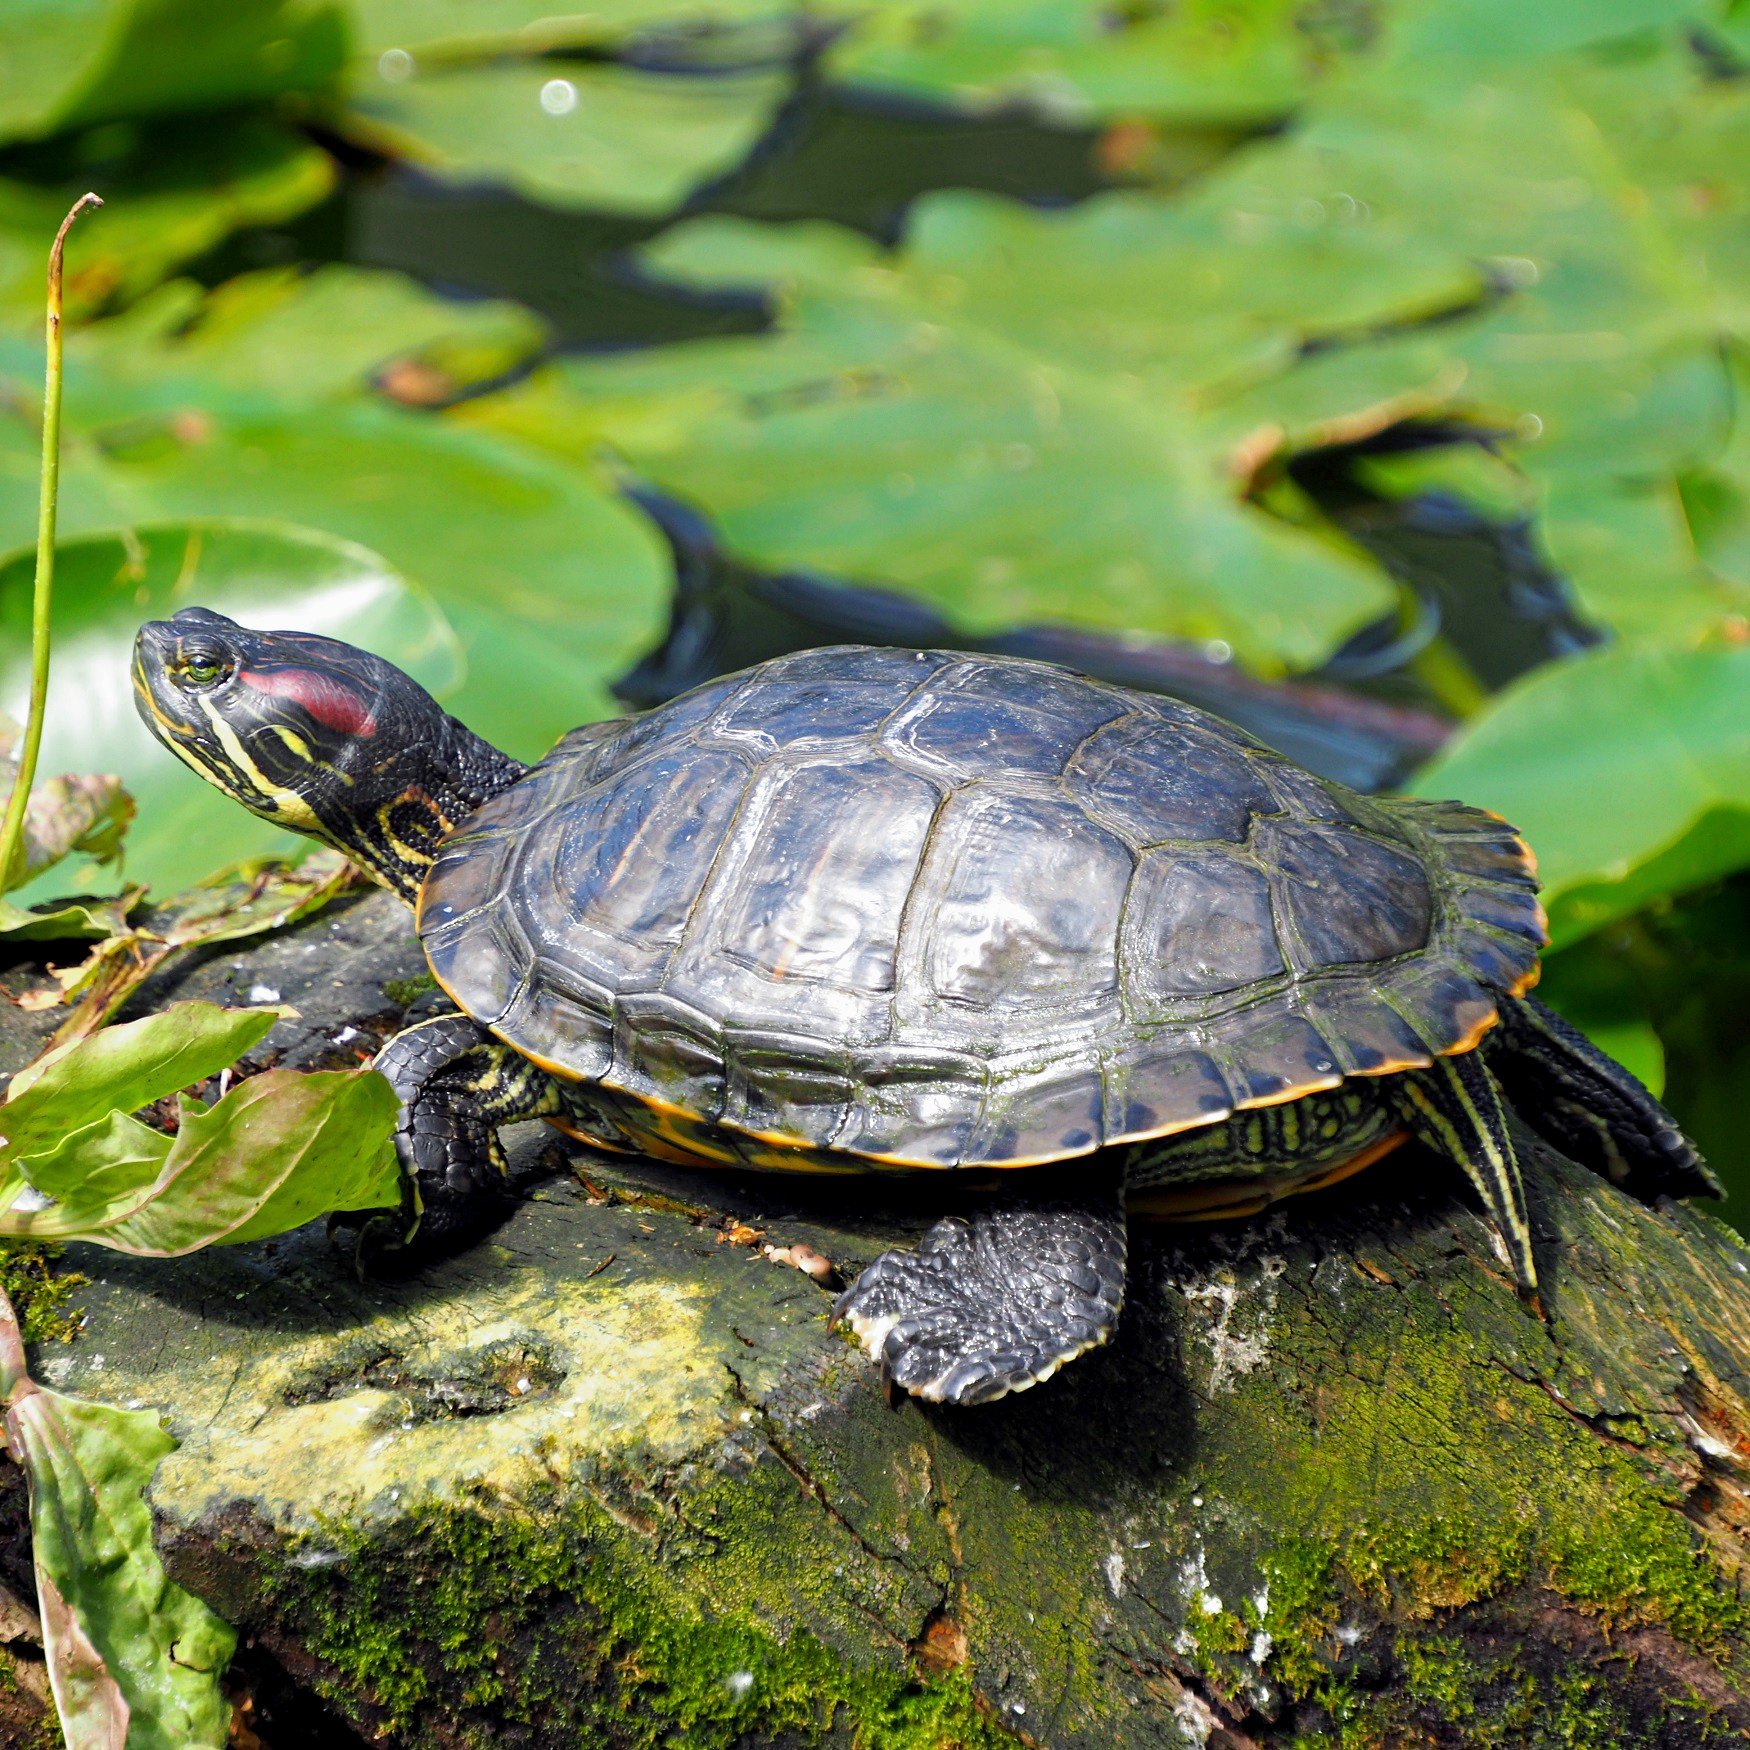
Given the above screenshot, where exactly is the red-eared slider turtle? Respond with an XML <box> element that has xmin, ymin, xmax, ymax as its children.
<box><xmin>133</xmin><ymin>611</ymin><xmax>1717</xmax><ymax>1404</ymax></box>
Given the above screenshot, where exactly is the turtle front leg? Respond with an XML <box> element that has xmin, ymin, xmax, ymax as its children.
<box><xmin>1390</xmin><ymin>1050</ymin><xmax>1543</xmax><ymax>1314</ymax></box>
<box><xmin>365</xmin><ymin>1012</ymin><xmax>564</xmax><ymax>1255</ymax></box>
<box><xmin>832</xmin><ymin>1170</ymin><xmax>1127</xmax><ymax>1406</ymax></box>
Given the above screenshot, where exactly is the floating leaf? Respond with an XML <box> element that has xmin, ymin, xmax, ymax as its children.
<box><xmin>827</xmin><ymin>0</ymin><xmax>1334</xmax><ymax>125</ymax></box>
<box><xmin>0</xmin><ymin>1000</ymin><xmax>278</xmax><ymax>1163</ymax></box>
<box><xmin>483</xmin><ymin>187</ymin><xmax>1494</xmax><ymax>667</ymax></box>
<box><xmin>1</xmin><ymin>1067</ymin><xmax>402</xmax><ymax>1252</ymax></box>
<box><xmin>350</xmin><ymin>0</ymin><xmax>789</xmax><ymax>60</ymax></box>
<box><xmin>345</xmin><ymin>58</ymin><xmax>790</xmax><ymax>217</ymax></box>
<box><xmin>0</xmin><ymin>522</ymin><xmax>460</xmax><ymax>896</ymax></box>
<box><xmin>0</xmin><ymin>0</ymin><xmax>344</xmax><ymax>146</ymax></box>
<box><xmin>0</xmin><ymin>1296</ymin><xmax>234</xmax><ymax>1750</ymax></box>
<box><xmin>0</xmin><ymin>261</ymin><xmax>671</xmax><ymax>791</ymax></box>
<box><xmin>0</xmin><ymin>119</ymin><xmax>335</xmax><ymax>330</ymax></box>
<box><xmin>1414</xmin><ymin>641</ymin><xmax>1750</xmax><ymax>945</ymax></box>
<box><xmin>1200</xmin><ymin>28</ymin><xmax>1750</xmax><ymax>644</ymax></box>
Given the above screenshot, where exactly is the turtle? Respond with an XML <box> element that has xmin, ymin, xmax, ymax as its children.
<box><xmin>132</xmin><ymin>609</ymin><xmax>1718</xmax><ymax>1405</ymax></box>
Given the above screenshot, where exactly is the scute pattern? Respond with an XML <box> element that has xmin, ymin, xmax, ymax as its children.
<box><xmin>420</xmin><ymin>648</ymin><xmax>1546</xmax><ymax>1168</ymax></box>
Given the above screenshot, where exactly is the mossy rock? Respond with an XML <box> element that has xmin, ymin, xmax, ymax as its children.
<box><xmin>3</xmin><ymin>890</ymin><xmax>1749</xmax><ymax>1747</ymax></box>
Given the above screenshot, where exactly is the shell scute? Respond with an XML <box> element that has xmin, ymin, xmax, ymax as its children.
<box><xmin>1068</xmin><ymin>714</ymin><xmax>1272</xmax><ymax>845</ymax></box>
<box><xmin>1125</xmin><ymin>846</ymin><xmax>1285</xmax><ymax>1002</ymax></box>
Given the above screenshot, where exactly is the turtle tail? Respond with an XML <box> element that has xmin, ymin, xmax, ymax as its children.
<box><xmin>1488</xmin><ymin>995</ymin><xmax>1721</xmax><ymax>1203</ymax></box>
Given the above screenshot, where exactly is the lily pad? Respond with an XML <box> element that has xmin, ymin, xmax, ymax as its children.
<box><xmin>350</xmin><ymin>0</ymin><xmax>792</xmax><ymax>60</ymax></box>
<box><xmin>0</xmin><ymin>265</ymin><xmax>671</xmax><ymax>784</ymax></box>
<box><xmin>1199</xmin><ymin>29</ymin><xmax>1750</xmax><ymax>645</ymax></box>
<box><xmin>0</xmin><ymin>0</ymin><xmax>344</xmax><ymax>146</ymax></box>
<box><xmin>0</xmin><ymin>522</ymin><xmax>461</xmax><ymax>896</ymax></box>
<box><xmin>1413</xmin><ymin>640</ymin><xmax>1750</xmax><ymax>946</ymax></box>
<box><xmin>0</xmin><ymin>118</ymin><xmax>335</xmax><ymax>330</ymax></box>
<box><xmin>345</xmin><ymin>57</ymin><xmax>790</xmax><ymax>217</ymax></box>
<box><xmin>483</xmin><ymin>186</ymin><xmax>1504</xmax><ymax>667</ymax></box>
<box><xmin>826</xmin><ymin>0</ymin><xmax>1335</xmax><ymax>125</ymax></box>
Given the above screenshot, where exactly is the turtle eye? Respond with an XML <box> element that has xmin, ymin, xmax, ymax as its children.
<box><xmin>174</xmin><ymin>651</ymin><xmax>233</xmax><ymax>690</ymax></box>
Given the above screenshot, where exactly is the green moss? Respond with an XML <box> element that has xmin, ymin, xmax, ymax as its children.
<box><xmin>0</xmin><ymin>1242</ymin><xmax>86</xmax><ymax>1347</ymax></box>
<box><xmin>382</xmin><ymin>971</ymin><xmax>437</xmax><ymax>1007</ymax></box>
<box><xmin>1547</xmin><ymin>1489</ymin><xmax>1750</xmax><ymax>1649</ymax></box>
<box><xmin>264</xmin><ymin>1489</ymin><xmax>1020</xmax><ymax>1750</ymax></box>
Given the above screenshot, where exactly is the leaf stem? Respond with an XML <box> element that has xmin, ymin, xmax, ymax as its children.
<box><xmin>0</xmin><ymin>193</ymin><xmax>103</xmax><ymax>895</ymax></box>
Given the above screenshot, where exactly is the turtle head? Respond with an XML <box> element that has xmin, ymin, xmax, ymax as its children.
<box><xmin>133</xmin><ymin>608</ymin><xmax>525</xmax><ymax>901</ymax></box>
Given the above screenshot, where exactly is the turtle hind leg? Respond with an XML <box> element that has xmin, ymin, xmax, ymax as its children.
<box><xmin>1491</xmin><ymin>995</ymin><xmax>1720</xmax><ymax>1202</ymax></box>
<box><xmin>362</xmin><ymin>1012</ymin><xmax>563</xmax><ymax>1257</ymax></box>
<box><xmin>832</xmin><ymin>1174</ymin><xmax>1127</xmax><ymax>1406</ymax></box>
<box><xmin>1390</xmin><ymin>1049</ymin><xmax>1543</xmax><ymax>1313</ymax></box>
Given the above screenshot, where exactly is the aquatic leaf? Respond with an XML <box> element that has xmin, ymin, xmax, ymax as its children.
<box><xmin>1414</xmin><ymin>641</ymin><xmax>1750</xmax><ymax>945</ymax></box>
<box><xmin>0</xmin><ymin>1000</ymin><xmax>278</xmax><ymax>1163</ymax></box>
<box><xmin>345</xmin><ymin>58</ymin><xmax>789</xmax><ymax>217</ymax></box>
<box><xmin>350</xmin><ymin>0</ymin><xmax>790</xmax><ymax>59</ymax></box>
<box><xmin>0</xmin><ymin>119</ymin><xmax>334</xmax><ymax>330</ymax></box>
<box><xmin>1200</xmin><ymin>29</ymin><xmax>1750</xmax><ymax>644</ymax></box>
<box><xmin>0</xmin><ymin>0</ymin><xmax>343</xmax><ymax>146</ymax></box>
<box><xmin>0</xmin><ymin>1067</ymin><xmax>402</xmax><ymax>1251</ymax></box>
<box><xmin>492</xmin><ymin>186</ymin><xmax>1498</xmax><ymax>666</ymax></box>
<box><xmin>827</xmin><ymin>0</ymin><xmax>1332</xmax><ymax>125</ymax></box>
<box><xmin>0</xmin><ymin>258</ymin><xmax>671</xmax><ymax>793</ymax></box>
<box><xmin>0</xmin><ymin>522</ymin><xmax>460</xmax><ymax>896</ymax></box>
<box><xmin>2</xmin><ymin>263</ymin><xmax>547</xmax><ymax>418</ymax></box>
<box><xmin>0</xmin><ymin>1296</ymin><xmax>234</xmax><ymax>1750</ymax></box>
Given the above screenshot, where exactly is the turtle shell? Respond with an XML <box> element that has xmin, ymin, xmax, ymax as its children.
<box><xmin>418</xmin><ymin>648</ymin><xmax>1545</xmax><ymax>1168</ymax></box>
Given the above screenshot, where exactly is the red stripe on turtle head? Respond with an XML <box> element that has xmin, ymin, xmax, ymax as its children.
<box><xmin>238</xmin><ymin>666</ymin><xmax>379</xmax><ymax>737</ymax></box>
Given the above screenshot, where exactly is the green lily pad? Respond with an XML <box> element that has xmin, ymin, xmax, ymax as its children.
<box><xmin>0</xmin><ymin>522</ymin><xmax>462</xmax><ymax>896</ymax></box>
<box><xmin>1413</xmin><ymin>640</ymin><xmax>1750</xmax><ymax>946</ymax></box>
<box><xmin>1195</xmin><ymin>29</ymin><xmax>1750</xmax><ymax>644</ymax></box>
<box><xmin>0</xmin><ymin>264</ymin><xmax>671</xmax><ymax>786</ymax></box>
<box><xmin>345</xmin><ymin>57</ymin><xmax>789</xmax><ymax>217</ymax></box>
<box><xmin>0</xmin><ymin>117</ymin><xmax>335</xmax><ymax>329</ymax></box>
<box><xmin>1</xmin><ymin>262</ymin><xmax>546</xmax><ymax>418</ymax></box>
<box><xmin>0</xmin><ymin>0</ymin><xmax>344</xmax><ymax>146</ymax></box>
<box><xmin>350</xmin><ymin>0</ymin><xmax>790</xmax><ymax>60</ymax></box>
<box><xmin>826</xmin><ymin>0</ymin><xmax>1334</xmax><ymax>125</ymax></box>
<box><xmin>484</xmin><ymin>185</ymin><xmax>1508</xmax><ymax>667</ymax></box>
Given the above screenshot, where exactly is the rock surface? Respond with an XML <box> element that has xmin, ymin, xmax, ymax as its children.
<box><xmin>2</xmin><ymin>888</ymin><xmax>1749</xmax><ymax>1748</ymax></box>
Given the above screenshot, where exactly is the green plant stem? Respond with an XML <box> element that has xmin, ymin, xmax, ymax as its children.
<box><xmin>0</xmin><ymin>192</ymin><xmax>103</xmax><ymax>895</ymax></box>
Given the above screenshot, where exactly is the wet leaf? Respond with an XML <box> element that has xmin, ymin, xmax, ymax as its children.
<box><xmin>827</xmin><ymin>0</ymin><xmax>1333</xmax><ymax>125</ymax></box>
<box><xmin>1202</xmin><ymin>28</ymin><xmax>1750</xmax><ymax>644</ymax></box>
<box><xmin>41</xmin><ymin>264</ymin><xmax>547</xmax><ymax>411</ymax></box>
<box><xmin>0</xmin><ymin>1000</ymin><xmax>278</xmax><ymax>1164</ymax></box>
<box><xmin>0</xmin><ymin>119</ymin><xmax>335</xmax><ymax>330</ymax></box>
<box><xmin>0</xmin><ymin>522</ymin><xmax>460</xmax><ymax>897</ymax></box>
<box><xmin>31</xmin><ymin>852</ymin><xmax>358</xmax><ymax>1047</ymax></box>
<box><xmin>1414</xmin><ymin>641</ymin><xmax>1750</xmax><ymax>945</ymax></box>
<box><xmin>0</xmin><ymin>259</ymin><xmax>671</xmax><ymax>793</ymax></box>
<box><xmin>1</xmin><ymin>1067</ymin><xmax>402</xmax><ymax>1252</ymax></box>
<box><xmin>345</xmin><ymin>58</ymin><xmax>789</xmax><ymax>217</ymax></box>
<box><xmin>350</xmin><ymin>0</ymin><xmax>789</xmax><ymax>60</ymax></box>
<box><xmin>0</xmin><ymin>0</ymin><xmax>343</xmax><ymax>146</ymax></box>
<box><xmin>486</xmin><ymin>187</ymin><xmax>1492</xmax><ymax>667</ymax></box>
<box><xmin>0</xmin><ymin>1298</ymin><xmax>234</xmax><ymax>1750</ymax></box>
